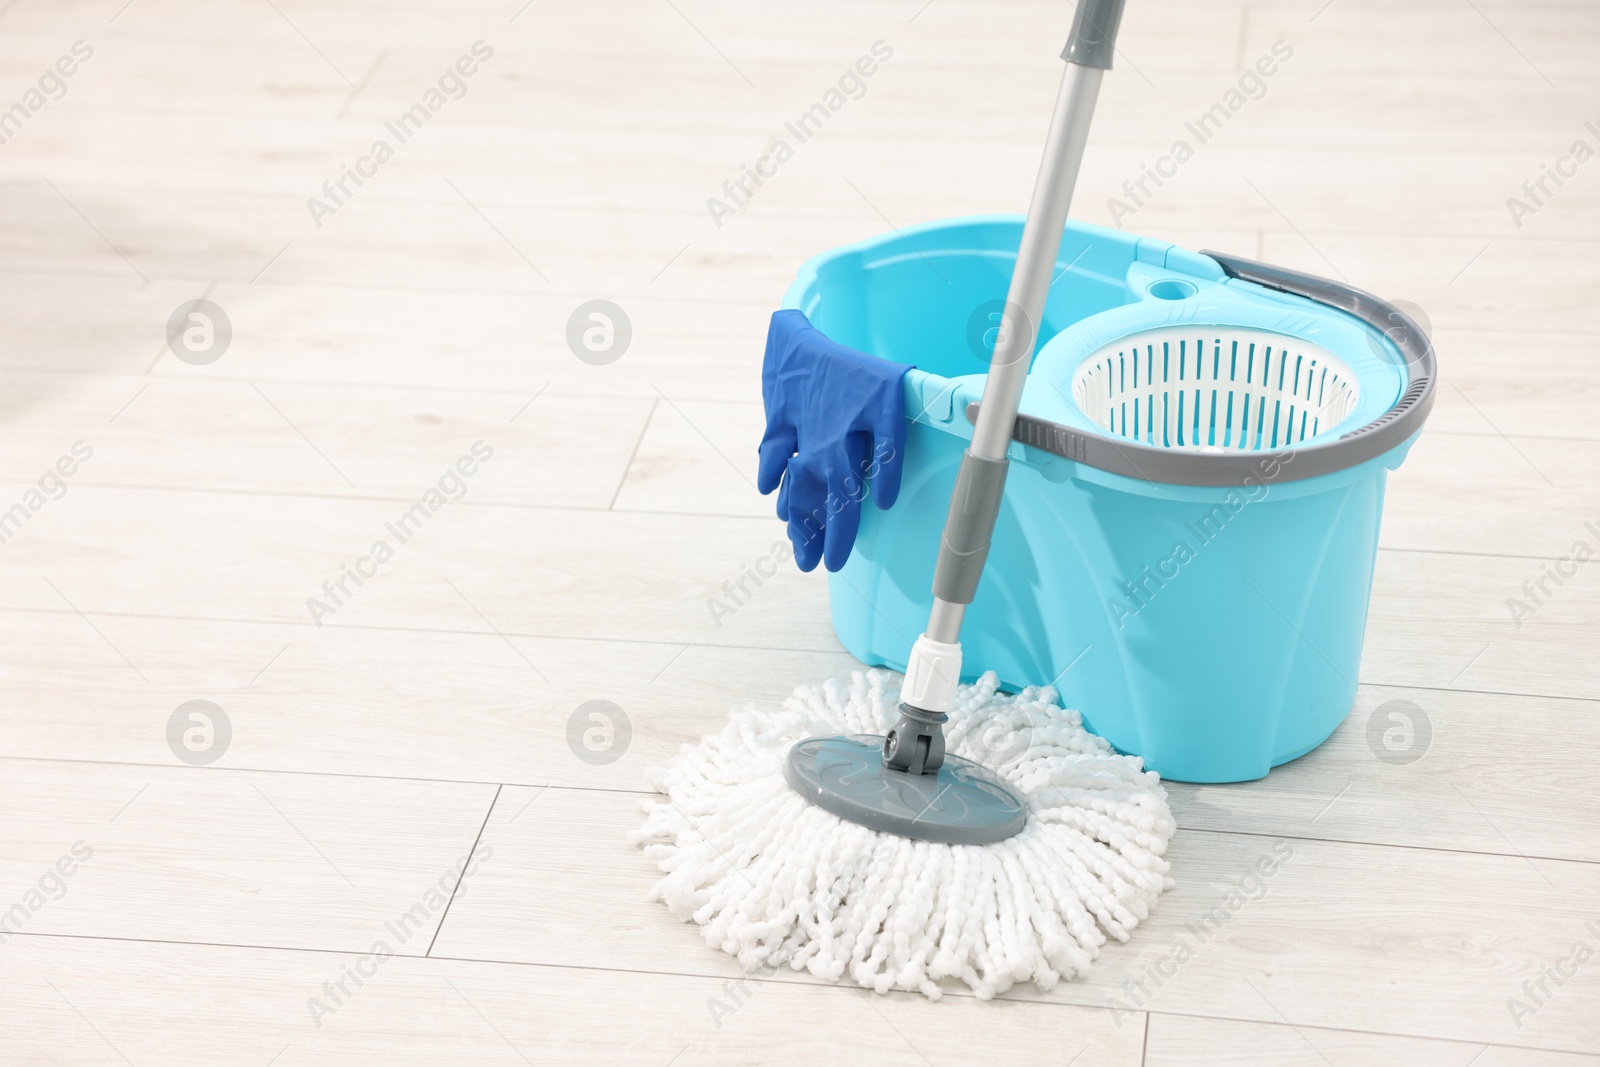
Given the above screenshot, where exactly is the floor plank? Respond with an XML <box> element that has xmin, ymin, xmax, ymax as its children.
<box><xmin>1145</xmin><ymin>1014</ymin><xmax>1600</xmax><ymax>1067</ymax></box>
<box><xmin>0</xmin><ymin>612</ymin><xmax>857</xmax><ymax>791</ymax></box>
<box><xmin>0</xmin><ymin>760</ymin><xmax>495</xmax><ymax>953</ymax></box>
<box><xmin>0</xmin><ymin>934</ymin><xmax>1147</xmax><ymax>1066</ymax></box>
<box><xmin>0</xmin><ymin>374</ymin><xmax>653</xmax><ymax>508</ymax></box>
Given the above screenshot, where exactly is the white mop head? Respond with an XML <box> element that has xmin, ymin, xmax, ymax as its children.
<box><xmin>632</xmin><ymin>669</ymin><xmax>1176</xmax><ymax>1000</ymax></box>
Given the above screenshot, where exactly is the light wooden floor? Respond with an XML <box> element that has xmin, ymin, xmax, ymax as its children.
<box><xmin>1</xmin><ymin>0</ymin><xmax>1596</xmax><ymax>1063</ymax></box>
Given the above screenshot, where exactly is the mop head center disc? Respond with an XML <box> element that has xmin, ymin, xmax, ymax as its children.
<box><xmin>783</xmin><ymin>734</ymin><xmax>1028</xmax><ymax>845</ymax></box>
<box><xmin>632</xmin><ymin>670</ymin><xmax>1176</xmax><ymax>1000</ymax></box>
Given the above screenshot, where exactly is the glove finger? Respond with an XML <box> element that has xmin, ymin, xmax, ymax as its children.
<box><xmin>774</xmin><ymin>465</ymin><xmax>791</xmax><ymax>522</ymax></box>
<box><xmin>822</xmin><ymin>484</ymin><xmax>862</xmax><ymax>572</ymax></box>
<box><xmin>783</xmin><ymin>458</ymin><xmax>828</xmax><ymax>573</ymax></box>
<box><xmin>866</xmin><ymin>391</ymin><xmax>909</xmax><ymax>510</ymax></box>
<box><xmin>757</xmin><ymin>426</ymin><xmax>797</xmax><ymax>496</ymax></box>
<box><xmin>842</xmin><ymin>431</ymin><xmax>871</xmax><ymax>506</ymax></box>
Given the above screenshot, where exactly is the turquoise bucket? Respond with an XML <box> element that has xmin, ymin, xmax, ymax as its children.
<box><xmin>781</xmin><ymin>216</ymin><xmax>1435</xmax><ymax>783</ymax></box>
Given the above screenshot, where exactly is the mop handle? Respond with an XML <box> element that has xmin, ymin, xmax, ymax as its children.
<box><xmin>923</xmin><ymin>0</ymin><xmax>1124</xmax><ymax>645</ymax></box>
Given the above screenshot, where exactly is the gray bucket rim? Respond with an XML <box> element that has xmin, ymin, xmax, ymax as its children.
<box><xmin>967</xmin><ymin>252</ymin><xmax>1437</xmax><ymax>488</ymax></box>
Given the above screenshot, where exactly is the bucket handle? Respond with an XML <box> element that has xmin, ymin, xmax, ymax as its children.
<box><xmin>964</xmin><ymin>252</ymin><xmax>1437</xmax><ymax>487</ymax></box>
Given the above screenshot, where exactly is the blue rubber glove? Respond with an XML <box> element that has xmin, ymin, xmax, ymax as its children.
<box><xmin>758</xmin><ymin>310</ymin><xmax>912</xmax><ymax>572</ymax></box>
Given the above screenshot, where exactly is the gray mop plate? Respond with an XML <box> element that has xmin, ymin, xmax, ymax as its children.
<box><xmin>783</xmin><ymin>734</ymin><xmax>1027</xmax><ymax>845</ymax></box>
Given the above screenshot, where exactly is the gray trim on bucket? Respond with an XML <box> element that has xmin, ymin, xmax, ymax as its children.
<box><xmin>964</xmin><ymin>252</ymin><xmax>1438</xmax><ymax>487</ymax></box>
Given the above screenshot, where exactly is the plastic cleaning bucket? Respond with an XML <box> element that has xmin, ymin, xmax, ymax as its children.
<box><xmin>781</xmin><ymin>216</ymin><xmax>1435</xmax><ymax>783</ymax></box>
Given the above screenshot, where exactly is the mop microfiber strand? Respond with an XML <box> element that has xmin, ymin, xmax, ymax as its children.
<box><xmin>632</xmin><ymin>669</ymin><xmax>1176</xmax><ymax>999</ymax></box>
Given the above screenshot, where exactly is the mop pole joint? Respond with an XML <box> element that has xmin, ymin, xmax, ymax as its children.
<box><xmin>883</xmin><ymin>703</ymin><xmax>948</xmax><ymax>776</ymax></box>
